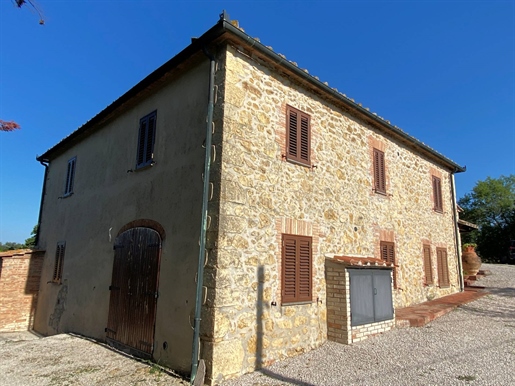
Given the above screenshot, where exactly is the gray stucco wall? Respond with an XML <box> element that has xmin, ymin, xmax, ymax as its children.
<box><xmin>34</xmin><ymin>59</ymin><xmax>211</xmax><ymax>372</ymax></box>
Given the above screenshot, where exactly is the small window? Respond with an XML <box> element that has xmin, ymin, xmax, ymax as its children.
<box><xmin>373</xmin><ymin>148</ymin><xmax>386</xmax><ymax>194</ymax></box>
<box><xmin>52</xmin><ymin>242</ymin><xmax>66</xmax><ymax>283</ymax></box>
<box><xmin>380</xmin><ymin>241</ymin><xmax>396</xmax><ymax>288</ymax></box>
<box><xmin>286</xmin><ymin>106</ymin><xmax>311</xmax><ymax>166</ymax></box>
<box><xmin>282</xmin><ymin>234</ymin><xmax>312</xmax><ymax>304</ymax></box>
<box><xmin>64</xmin><ymin>157</ymin><xmax>76</xmax><ymax>196</ymax></box>
<box><xmin>432</xmin><ymin>176</ymin><xmax>443</xmax><ymax>212</ymax></box>
<box><xmin>423</xmin><ymin>244</ymin><xmax>434</xmax><ymax>285</ymax></box>
<box><xmin>436</xmin><ymin>248</ymin><xmax>450</xmax><ymax>287</ymax></box>
<box><xmin>136</xmin><ymin>111</ymin><xmax>157</xmax><ymax>169</ymax></box>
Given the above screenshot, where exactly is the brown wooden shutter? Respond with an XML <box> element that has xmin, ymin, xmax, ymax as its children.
<box><xmin>136</xmin><ymin>111</ymin><xmax>157</xmax><ymax>168</ymax></box>
<box><xmin>298</xmin><ymin>237</ymin><xmax>312</xmax><ymax>301</ymax></box>
<box><xmin>380</xmin><ymin>241</ymin><xmax>396</xmax><ymax>288</ymax></box>
<box><xmin>436</xmin><ymin>248</ymin><xmax>450</xmax><ymax>287</ymax></box>
<box><xmin>286</xmin><ymin>106</ymin><xmax>310</xmax><ymax>166</ymax></box>
<box><xmin>282</xmin><ymin>234</ymin><xmax>312</xmax><ymax>303</ymax></box>
<box><xmin>288</xmin><ymin>109</ymin><xmax>298</xmax><ymax>160</ymax></box>
<box><xmin>68</xmin><ymin>158</ymin><xmax>76</xmax><ymax>193</ymax></box>
<box><xmin>433</xmin><ymin>176</ymin><xmax>443</xmax><ymax>212</ymax></box>
<box><xmin>53</xmin><ymin>242</ymin><xmax>65</xmax><ymax>283</ymax></box>
<box><xmin>373</xmin><ymin>148</ymin><xmax>386</xmax><ymax>194</ymax></box>
<box><xmin>300</xmin><ymin>115</ymin><xmax>310</xmax><ymax>163</ymax></box>
<box><xmin>423</xmin><ymin>244</ymin><xmax>433</xmax><ymax>285</ymax></box>
<box><xmin>64</xmin><ymin>157</ymin><xmax>76</xmax><ymax>195</ymax></box>
<box><xmin>137</xmin><ymin>120</ymin><xmax>147</xmax><ymax>166</ymax></box>
<box><xmin>282</xmin><ymin>236</ymin><xmax>297</xmax><ymax>303</ymax></box>
<box><xmin>145</xmin><ymin>113</ymin><xmax>156</xmax><ymax>163</ymax></box>
<box><xmin>64</xmin><ymin>161</ymin><xmax>72</xmax><ymax>194</ymax></box>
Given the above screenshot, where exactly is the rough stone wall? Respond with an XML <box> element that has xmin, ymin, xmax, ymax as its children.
<box><xmin>0</xmin><ymin>250</ymin><xmax>43</xmax><ymax>332</ymax></box>
<box><xmin>205</xmin><ymin>44</ymin><xmax>461</xmax><ymax>383</ymax></box>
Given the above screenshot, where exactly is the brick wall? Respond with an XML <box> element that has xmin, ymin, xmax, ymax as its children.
<box><xmin>326</xmin><ymin>260</ymin><xmax>351</xmax><ymax>344</ymax></box>
<box><xmin>325</xmin><ymin>259</ymin><xmax>395</xmax><ymax>345</ymax></box>
<box><xmin>0</xmin><ymin>249</ymin><xmax>44</xmax><ymax>332</ymax></box>
<box><xmin>351</xmin><ymin>319</ymin><xmax>394</xmax><ymax>342</ymax></box>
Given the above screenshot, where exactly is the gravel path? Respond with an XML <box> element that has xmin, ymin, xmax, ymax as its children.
<box><xmin>1</xmin><ymin>263</ymin><xmax>513</xmax><ymax>385</ymax></box>
<box><xmin>222</xmin><ymin>263</ymin><xmax>515</xmax><ymax>386</ymax></box>
<box><xmin>0</xmin><ymin>332</ymin><xmax>188</xmax><ymax>385</ymax></box>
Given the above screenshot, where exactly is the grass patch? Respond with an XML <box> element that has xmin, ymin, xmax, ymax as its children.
<box><xmin>149</xmin><ymin>364</ymin><xmax>162</xmax><ymax>375</ymax></box>
<box><xmin>74</xmin><ymin>366</ymin><xmax>99</xmax><ymax>375</ymax></box>
<box><xmin>144</xmin><ymin>360</ymin><xmax>163</xmax><ymax>378</ymax></box>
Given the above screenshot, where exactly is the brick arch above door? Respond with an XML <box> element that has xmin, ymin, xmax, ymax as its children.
<box><xmin>117</xmin><ymin>219</ymin><xmax>166</xmax><ymax>240</ymax></box>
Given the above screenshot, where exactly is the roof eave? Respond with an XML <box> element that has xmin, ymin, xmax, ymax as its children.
<box><xmin>220</xmin><ymin>20</ymin><xmax>466</xmax><ymax>173</ymax></box>
<box><xmin>37</xmin><ymin>19</ymin><xmax>227</xmax><ymax>162</ymax></box>
<box><xmin>37</xmin><ymin>15</ymin><xmax>466</xmax><ymax>174</ymax></box>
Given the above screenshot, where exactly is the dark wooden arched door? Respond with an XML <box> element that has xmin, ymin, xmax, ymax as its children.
<box><xmin>106</xmin><ymin>227</ymin><xmax>161</xmax><ymax>357</ymax></box>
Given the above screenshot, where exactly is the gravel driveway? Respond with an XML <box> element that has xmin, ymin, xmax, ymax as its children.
<box><xmin>0</xmin><ymin>332</ymin><xmax>188</xmax><ymax>385</ymax></box>
<box><xmin>1</xmin><ymin>263</ymin><xmax>514</xmax><ymax>386</ymax></box>
<box><xmin>223</xmin><ymin>263</ymin><xmax>515</xmax><ymax>386</ymax></box>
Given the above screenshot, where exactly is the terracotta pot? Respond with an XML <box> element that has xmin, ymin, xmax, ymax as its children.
<box><xmin>462</xmin><ymin>247</ymin><xmax>482</xmax><ymax>276</ymax></box>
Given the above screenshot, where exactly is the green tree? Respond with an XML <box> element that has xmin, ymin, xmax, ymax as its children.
<box><xmin>0</xmin><ymin>225</ymin><xmax>38</xmax><ymax>252</ymax></box>
<box><xmin>24</xmin><ymin>225</ymin><xmax>38</xmax><ymax>248</ymax></box>
<box><xmin>0</xmin><ymin>241</ymin><xmax>25</xmax><ymax>252</ymax></box>
<box><xmin>459</xmin><ymin>175</ymin><xmax>515</xmax><ymax>262</ymax></box>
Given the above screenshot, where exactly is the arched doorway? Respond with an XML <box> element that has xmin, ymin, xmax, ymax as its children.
<box><xmin>106</xmin><ymin>227</ymin><xmax>162</xmax><ymax>357</ymax></box>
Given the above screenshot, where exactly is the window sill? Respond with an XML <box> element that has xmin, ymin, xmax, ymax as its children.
<box><xmin>285</xmin><ymin>157</ymin><xmax>311</xmax><ymax>168</ymax></box>
<box><xmin>134</xmin><ymin>161</ymin><xmax>156</xmax><ymax>172</ymax></box>
<box><xmin>433</xmin><ymin>209</ymin><xmax>444</xmax><ymax>214</ymax></box>
<box><xmin>281</xmin><ymin>300</ymin><xmax>313</xmax><ymax>306</ymax></box>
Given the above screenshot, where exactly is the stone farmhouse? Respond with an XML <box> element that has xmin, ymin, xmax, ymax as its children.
<box><xmin>33</xmin><ymin>12</ymin><xmax>466</xmax><ymax>385</ymax></box>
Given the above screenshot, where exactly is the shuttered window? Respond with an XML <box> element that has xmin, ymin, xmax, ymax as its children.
<box><xmin>380</xmin><ymin>241</ymin><xmax>397</xmax><ymax>288</ymax></box>
<box><xmin>64</xmin><ymin>157</ymin><xmax>76</xmax><ymax>196</ymax></box>
<box><xmin>432</xmin><ymin>176</ymin><xmax>443</xmax><ymax>212</ymax></box>
<box><xmin>373</xmin><ymin>148</ymin><xmax>386</xmax><ymax>194</ymax></box>
<box><xmin>136</xmin><ymin>111</ymin><xmax>157</xmax><ymax>169</ymax></box>
<box><xmin>286</xmin><ymin>106</ymin><xmax>311</xmax><ymax>166</ymax></box>
<box><xmin>52</xmin><ymin>241</ymin><xmax>66</xmax><ymax>283</ymax></box>
<box><xmin>282</xmin><ymin>234</ymin><xmax>312</xmax><ymax>304</ymax></box>
<box><xmin>436</xmin><ymin>248</ymin><xmax>450</xmax><ymax>287</ymax></box>
<box><xmin>423</xmin><ymin>244</ymin><xmax>434</xmax><ymax>285</ymax></box>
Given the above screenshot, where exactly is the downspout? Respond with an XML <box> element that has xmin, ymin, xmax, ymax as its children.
<box><xmin>450</xmin><ymin>169</ymin><xmax>464</xmax><ymax>291</ymax></box>
<box><xmin>35</xmin><ymin>159</ymin><xmax>49</xmax><ymax>248</ymax></box>
<box><xmin>190</xmin><ymin>46</ymin><xmax>216</xmax><ymax>384</ymax></box>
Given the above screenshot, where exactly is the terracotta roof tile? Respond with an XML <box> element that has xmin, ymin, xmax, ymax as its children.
<box><xmin>328</xmin><ymin>255</ymin><xmax>394</xmax><ymax>268</ymax></box>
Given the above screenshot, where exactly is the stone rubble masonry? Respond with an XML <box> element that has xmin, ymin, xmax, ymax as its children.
<box><xmin>0</xmin><ymin>249</ymin><xmax>44</xmax><ymax>332</ymax></box>
<box><xmin>202</xmin><ymin>43</ymin><xmax>461</xmax><ymax>384</ymax></box>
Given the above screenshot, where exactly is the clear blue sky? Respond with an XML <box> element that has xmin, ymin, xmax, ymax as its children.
<box><xmin>1</xmin><ymin>1</ymin><xmax>514</xmax><ymax>243</ymax></box>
